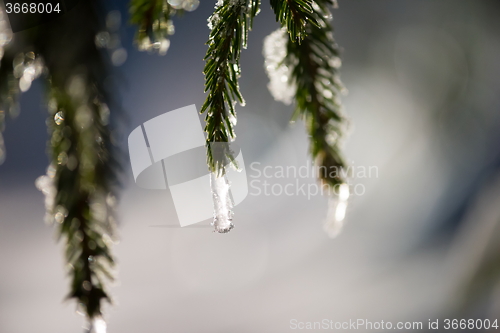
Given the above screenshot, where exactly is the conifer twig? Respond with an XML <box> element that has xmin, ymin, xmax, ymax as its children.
<box><xmin>202</xmin><ymin>0</ymin><xmax>260</xmax><ymax>175</ymax></box>
<box><xmin>271</xmin><ymin>0</ymin><xmax>347</xmax><ymax>188</ymax></box>
<box><xmin>129</xmin><ymin>0</ymin><xmax>180</xmax><ymax>54</ymax></box>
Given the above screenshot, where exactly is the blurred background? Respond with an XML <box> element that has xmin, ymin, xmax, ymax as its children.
<box><xmin>1</xmin><ymin>0</ymin><xmax>500</xmax><ymax>332</ymax></box>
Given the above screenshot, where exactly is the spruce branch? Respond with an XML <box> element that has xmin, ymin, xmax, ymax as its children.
<box><xmin>129</xmin><ymin>0</ymin><xmax>179</xmax><ymax>54</ymax></box>
<box><xmin>45</xmin><ymin>78</ymin><xmax>117</xmax><ymax>319</ymax></box>
<box><xmin>279</xmin><ymin>0</ymin><xmax>347</xmax><ymax>188</ymax></box>
<box><xmin>0</xmin><ymin>0</ymin><xmax>121</xmax><ymax>322</ymax></box>
<box><xmin>35</xmin><ymin>1</ymin><xmax>121</xmax><ymax>319</ymax></box>
<box><xmin>202</xmin><ymin>0</ymin><xmax>260</xmax><ymax>175</ymax></box>
<box><xmin>270</xmin><ymin>0</ymin><xmax>317</xmax><ymax>43</ymax></box>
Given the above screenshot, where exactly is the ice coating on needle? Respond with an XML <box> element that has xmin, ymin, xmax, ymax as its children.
<box><xmin>263</xmin><ymin>28</ymin><xmax>296</xmax><ymax>105</ymax></box>
<box><xmin>86</xmin><ymin>317</ymin><xmax>107</xmax><ymax>333</ymax></box>
<box><xmin>323</xmin><ymin>183</ymin><xmax>350</xmax><ymax>238</ymax></box>
<box><xmin>210</xmin><ymin>172</ymin><xmax>234</xmax><ymax>233</ymax></box>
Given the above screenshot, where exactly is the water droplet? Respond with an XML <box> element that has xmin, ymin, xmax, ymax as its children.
<box><xmin>54</xmin><ymin>211</ymin><xmax>64</xmax><ymax>223</ymax></box>
<box><xmin>54</xmin><ymin>205</ymin><xmax>68</xmax><ymax>223</ymax></box>
<box><xmin>166</xmin><ymin>21</ymin><xmax>175</xmax><ymax>35</ymax></box>
<box><xmin>76</xmin><ymin>303</ymin><xmax>86</xmax><ymax>317</ymax></box>
<box><xmin>57</xmin><ymin>151</ymin><xmax>68</xmax><ymax>165</ymax></box>
<box><xmin>95</xmin><ymin>31</ymin><xmax>110</xmax><ymax>48</ymax></box>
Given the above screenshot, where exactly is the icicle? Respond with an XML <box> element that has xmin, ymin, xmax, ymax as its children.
<box><xmin>323</xmin><ymin>183</ymin><xmax>350</xmax><ymax>238</ymax></box>
<box><xmin>263</xmin><ymin>28</ymin><xmax>296</xmax><ymax>105</ymax></box>
<box><xmin>85</xmin><ymin>316</ymin><xmax>107</xmax><ymax>333</ymax></box>
<box><xmin>210</xmin><ymin>172</ymin><xmax>234</xmax><ymax>233</ymax></box>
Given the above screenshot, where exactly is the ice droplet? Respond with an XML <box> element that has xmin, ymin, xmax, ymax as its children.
<box><xmin>323</xmin><ymin>183</ymin><xmax>350</xmax><ymax>238</ymax></box>
<box><xmin>95</xmin><ymin>31</ymin><xmax>110</xmax><ymax>48</ymax></box>
<box><xmin>54</xmin><ymin>111</ymin><xmax>64</xmax><ymax>125</ymax></box>
<box><xmin>210</xmin><ymin>172</ymin><xmax>234</xmax><ymax>233</ymax></box>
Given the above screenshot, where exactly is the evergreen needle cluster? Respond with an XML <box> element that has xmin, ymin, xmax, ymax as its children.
<box><xmin>273</xmin><ymin>0</ymin><xmax>347</xmax><ymax>188</ymax></box>
<box><xmin>0</xmin><ymin>1</ymin><xmax>120</xmax><ymax>319</ymax></box>
<box><xmin>0</xmin><ymin>0</ymin><xmax>347</xmax><ymax>326</ymax></box>
<box><xmin>129</xmin><ymin>0</ymin><xmax>180</xmax><ymax>54</ymax></box>
<box><xmin>202</xmin><ymin>0</ymin><xmax>260</xmax><ymax>175</ymax></box>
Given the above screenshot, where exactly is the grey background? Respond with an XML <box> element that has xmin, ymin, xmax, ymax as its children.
<box><xmin>1</xmin><ymin>1</ymin><xmax>500</xmax><ymax>332</ymax></box>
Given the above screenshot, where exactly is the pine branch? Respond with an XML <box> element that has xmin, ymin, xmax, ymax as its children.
<box><xmin>35</xmin><ymin>1</ymin><xmax>121</xmax><ymax>319</ymax></box>
<box><xmin>129</xmin><ymin>0</ymin><xmax>180</xmax><ymax>54</ymax></box>
<box><xmin>270</xmin><ymin>0</ymin><xmax>317</xmax><ymax>43</ymax></box>
<box><xmin>275</xmin><ymin>0</ymin><xmax>347</xmax><ymax>188</ymax></box>
<box><xmin>1</xmin><ymin>0</ymin><xmax>121</xmax><ymax>322</ymax></box>
<box><xmin>46</xmin><ymin>80</ymin><xmax>117</xmax><ymax>319</ymax></box>
<box><xmin>202</xmin><ymin>0</ymin><xmax>260</xmax><ymax>175</ymax></box>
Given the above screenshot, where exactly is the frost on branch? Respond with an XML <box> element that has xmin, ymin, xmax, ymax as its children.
<box><xmin>263</xmin><ymin>28</ymin><xmax>296</xmax><ymax>105</ymax></box>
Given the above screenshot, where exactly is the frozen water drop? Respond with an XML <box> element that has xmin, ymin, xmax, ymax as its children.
<box><xmin>76</xmin><ymin>303</ymin><xmax>86</xmax><ymax>317</ymax></box>
<box><xmin>95</xmin><ymin>31</ymin><xmax>110</xmax><ymax>48</ymax></box>
<box><xmin>54</xmin><ymin>111</ymin><xmax>64</xmax><ymax>125</ymax></box>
